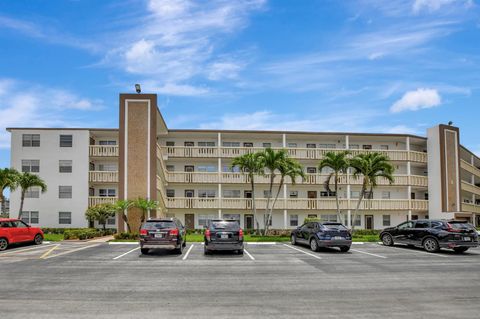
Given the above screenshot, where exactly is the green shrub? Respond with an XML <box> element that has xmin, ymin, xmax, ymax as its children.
<box><xmin>114</xmin><ymin>232</ymin><xmax>139</xmax><ymax>240</ymax></box>
<box><xmin>352</xmin><ymin>229</ymin><xmax>381</xmax><ymax>236</ymax></box>
<box><xmin>63</xmin><ymin>228</ymin><xmax>116</xmax><ymax>240</ymax></box>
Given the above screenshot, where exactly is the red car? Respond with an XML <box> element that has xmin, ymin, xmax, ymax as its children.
<box><xmin>0</xmin><ymin>218</ymin><xmax>44</xmax><ymax>251</ymax></box>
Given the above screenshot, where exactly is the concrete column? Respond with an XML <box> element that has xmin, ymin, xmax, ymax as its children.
<box><xmin>347</xmin><ymin>184</ymin><xmax>351</xmax><ymax>227</ymax></box>
<box><xmin>282</xmin><ymin>133</ymin><xmax>286</xmax><ymax>148</ymax></box>
<box><xmin>408</xmin><ymin>210</ymin><xmax>412</xmax><ymax>220</ymax></box>
<box><xmin>218</xmin><ymin>133</ymin><xmax>222</xmax><ymax>219</ymax></box>
<box><xmin>345</xmin><ymin>135</ymin><xmax>349</xmax><ymax>149</ymax></box>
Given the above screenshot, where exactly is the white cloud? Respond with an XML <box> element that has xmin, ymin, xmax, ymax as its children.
<box><xmin>412</xmin><ymin>0</ymin><xmax>474</xmax><ymax>14</ymax></box>
<box><xmin>0</xmin><ymin>78</ymin><xmax>103</xmax><ymax>148</ymax></box>
<box><xmin>390</xmin><ymin>88</ymin><xmax>442</xmax><ymax>113</ymax></box>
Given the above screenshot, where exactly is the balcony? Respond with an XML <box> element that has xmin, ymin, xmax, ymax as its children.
<box><xmin>89</xmin><ymin>145</ymin><xmax>119</xmax><ymax>157</ymax></box>
<box><xmin>461</xmin><ymin>181</ymin><xmax>480</xmax><ymax>196</ymax></box>
<box><xmin>89</xmin><ymin>171</ymin><xmax>118</xmax><ymax>183</ymax></box>
<box><xmin>88</xmin><ymin>196</ymin><xmax>118</xmax><ymax>207</ymax></box>
<box><xmin>165</xmin><ymin>198</ymin><xmax>428</xmax><ymax>211</ymax></box>
<box><xmin>460</xmin><ymin>159</ymin><xmax>480</xmax><ymax>178</ymax></box>
<box><xmin>162</xmin><ymin>146</ymin><xmax>428</xmax><ymax>163</ymax></box>
<box><xmin>462</xmin><ymin>203</ymin><xmax>480</xmax><ymax>214</ymax></box>
<box><xmin>165</xmin><ymin>172</ymin><xmax>428</xmax><ymax>187</ymax></box>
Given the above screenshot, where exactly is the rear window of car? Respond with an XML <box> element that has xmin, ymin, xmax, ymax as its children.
<box><xmin>210</xmin><ymin>221</ymin><xmax>239</xmax><ymax>230</ymax></box>
<box><xmin>448</xmin><ymin>222</ymin><xmax>474</xmax><ymax>230</ymax></box>
<box><xmin>143</xmin><ymin>221</ymin><xmax>175</xmax><ymax>230</ymax></box>
<box><xmin>322</xmin><ymin>223</ymin><xmax>347</xmax><ymax>230</ymax></box>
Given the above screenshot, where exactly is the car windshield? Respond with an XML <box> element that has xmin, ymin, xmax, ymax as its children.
<box><xmin>143</xmin><ymin>221</ymin><xmax>175</xmax><ymax>230</ymax></box>
<box><xmin>210</xmin><ymin>221</ymin><xmax>239</xmax><ymax>230</ymax></box>
<box><xmin>323</xmin><ymin>223</ymin><xmax>347</xmax><ymax>230</ymax></box>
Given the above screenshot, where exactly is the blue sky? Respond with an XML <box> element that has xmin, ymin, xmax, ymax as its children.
<box><xmin>0</xmin><ymin>0</ymin><xmax>479</xmax><ymax>167</ymax></box>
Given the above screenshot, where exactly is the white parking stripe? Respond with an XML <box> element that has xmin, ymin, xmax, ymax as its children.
<box><xmin>44</xmin><ymin>244</ymin><xmax>100</xmax><ymax>259</ymax></box>
<box><xmin>282</xmin><ymin>244</ymin><xmax>322</xmax><ymax>260</ymax></box>
<box><xmin>385</xmin><ymin>245</ymin><xmax>449</xmax><ymax>258</ymax></box>
<box><xmin>351</xmin><ymin>249</ymin><xmax>387</xmax><ymax>259</ymax></box>
<box><xmin>182</xmin><ymin>244</ymin><xmax>194</xmax><ymax>260</ymax></box>
<box><xmin>113</xmin><ymin>247</ymin><xmax>140</xmax><ymax>260</ymax></box>
<box><xmin>244</xmin><ymin>249</ymin><xmax>255</xmax><ymax>260</ymax></box>
<box><xmin>0</xmin><ymin>244</ymin><xmax>53</xmax><ymax>256</ymax></box>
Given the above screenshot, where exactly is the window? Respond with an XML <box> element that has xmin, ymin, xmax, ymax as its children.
<box><xmin>290</xmin><ymin>215</ymin><xmax>298</xmax><ymax>227</ymax></box>
<box><xmin>380</xmin><ymin>145</ymin><xmax>389</xmax><ymax>150</ymax></box>
<box><xmin>354</xmin><ymin>215</ymin><xmax>361</xmax><ymax>226</ymax></box>
<box><xmin>262</xmin><ymin>143</ymin><xmax>271</xmax><ymax>148</ymax></box>
<box><xmin>319</xmin><ymin>144</ymin><xmax>336</xmax><ymax>149</ymax></box>
<box><xmin>306</xmin><ymin>143</ymin><xmax>316</xmax><ymax>148</ymax></box>
<box><xmin>223</xmin><ymin>214</ymin><xmax>241</xmax><ymax>224</ymax></box>
<box><xmin>12</xmin><ymin>220</ymin><xmax>29</xmax><ymax>228</ymax></box>
<box><xmin>223</xmin><ymin>142</ymin><xmax>240</xmax><ymax>147</ymax></box>
<box><xmin>382</xmin><ymin>215</ymin><xmax>391</xmax><ymax>226</ymax></box>
<box><xmin>166</xmin><ymin>189</ymin><xmax>175</xmax><ymax>197</ymax></box>
<box><xmin>59</xmin><ymin>160</ymin><xmax>72</xmax><ymax>173</ymax></box>
<box><xmin>349</xmin><ymin>144</ymin><xmax>359</xmax><ymax>149</ymax></box>
<box><xmin>25</xmin><ymin>187</ymin><xmax>40</xmax><ymax>198</ymax></box>
<box><xmin>223</xmin><ymin>165</ymin><xmax>240</xmax><ymax>172</ymax></box>
<box><xmin>21</xmin><ymin>211</ymin><xmax>39</xmax><ymax>224</ymax></box>
<box><xmin>107</xmin><ymin>217</ymin><xmax>116</xmax><ymax>225</ymax></box>
<box><xmin>321</xmin><ymin>214</ymin><xmax>338</xmax><ymax>222</ymax></box>
<box><xmin>166</xmin><ymin>165</ymin><xmax>175</xmax><ymax>172</ymax></box>
<box><xmin>307</xmin><ymin>214</ymin><xmax>318</xmax><ymax>218</ymax></box>
<box><xmin>59</xmin><ymin>186</ymin><xmax>72</xmax><ymax>199</ymax></box>
<box><xmin>59</xmin><ymin>212</ymin><xmax>72</xmax><ymax>225</ymax></box>
<box><xmin>197</xmin><ymin>165</ymin><xmax>216</xmax><ymax>172</ymax></box>
<box><xmin>425</xmin><ymin>193</ymin><xmax>429</xmax><ymax>200</ymax></box>
<box><xmin>99</xmin><ymin>189</ymin><xmax>116</xmax><ymax>197</ymax></box>
<box><xmin>289</xmin><ymin>191</ymin><xmax>298</xmax><ymax>198</ymax></box>
<box><xmin>223</xmin><ymin>190</ymin><xmax>241</xmax><ymax>198</ymax></box>
<box><xmin>60</xmin><ymin>135</ymin><xmax>73</xmax><ymax>147</ymax></box>
<box><xmin>98</xmin><ymin>164</ymin><xmax>117</xmax><ymax>171</ymax></box>
<box><xmin>320</xmin><ymin>191</ymin><xmax>336</xmax><ymax>197</ymax></box>
<box><xmin>21</xmin><ymin>160</ymin><xmax>40</xmax><ymax>173</ymax></box>
<box><xmin>22</xmin><ymin>134</ymin><xmax>40</xmax><ymax>147</ymax></box>
<box><xmin>287</xmin><ymin>143</ymin><xmax>297</xmax><ymax>148</ymax></box>
<box><xmin>382</xmin><ymin>191</ymin><xmax>391</xmax><ymax>199</ymax></box>
<box><xmin>264</xmin><ymin>190</ymin><xmax>271</xmax><ymax>198</ymax></box>
<box><xmin>415</xmin><ymin>221</ymin><xmax>430</xmax><ymax>229</ymax></box>
<box><xmin>364</xmin><ymin>191</ymin><xmax>373</xmax><ymax>199</ymax></box>
<box><xmin>243</xmin><ymin>142</ymin><xmax>253</xmax><ymax>147</ymax></box>
<box><xmin>198</xmin><ymin>214</ymin><xmax>216</xmax><ymax>227</ymax></box>
<box><xmin>350</xmin><ymin>191</ymin><xmax>360</xmax><ymax>199</ymax></box>
<box><xmin>397</xmin><ymin>221</ymin><xmax>414</xmax><ymax>229</ymax></box>
<box><xmin>99</xmin><ymin>140</ymin><xmax>117</xmax><ymax>145</ymax></box>
<box><xmin>198</xmin><ymin>190</ymin><xmax>216</xmax><ymax>198</ymax></box>
<box><xmin>306</xmin><ymin>167</ymin><xmax>317</xmax><ymax>173</ymax></box>
<box><xmin>362</xmin><ymin>145</ymin><xmax>372</xmax><ymax>150</ymax></box>
<box><xmin>198</xmin><ymin>141</ymin><xmax>215</xmax><ymax>147</ymax></box>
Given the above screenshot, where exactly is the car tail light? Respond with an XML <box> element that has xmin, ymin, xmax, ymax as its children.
<box><xmin>205</xmin><ymin>229</ymin><xmax>211</xmax><ymax>240</ymax></box>
<box><xmin>446</xmin><ymin>223</ymin><xmax>462</xmax><ymax>233</ymax></box>
<box><xmin>140</xmin><ymin>229</ymin><xmax>148</xmax><ymax>236</ymax></box>
<box><xmin>239</xmin><ymin>229</ymin><xmax>244</xmax><ymax>240</ymax></box>
<box><xmin>169</xmin><ymin>228</ymin><xmax>179</xmax><ymax>236</ymax></box>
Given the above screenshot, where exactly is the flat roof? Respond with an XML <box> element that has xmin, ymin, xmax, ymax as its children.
<box><xmin>6</xmin><ymin>128</ymin><xmax>118</xmax><ymax>132</ymax></box>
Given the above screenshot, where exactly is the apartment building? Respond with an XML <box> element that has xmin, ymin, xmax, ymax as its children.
<box><xmin>7</xmin><ymin>93</ymin><xmax>480</xmax><ymax>230</ymax></box>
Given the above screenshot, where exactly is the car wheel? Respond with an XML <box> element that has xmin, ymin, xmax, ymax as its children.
<box><xmin>340</xmin><ymin>246</ymin><xmax>350</xmax><ymax>252</ymax></box>
<box><xmin>291</xmin><ymin>235</ymin><xmax>297</xmax><ymax>245</ymax></box>
<box><xmin>140</xmin><ymin>248</ymin><xmax>149</xmax><ymax>255</ymax></box>
<box><xmin>381</xmin><ymin>234</ymin><xmax>394</xmax><ymax>246</ymax></box>
<box><xmin>423</xmin><ymin>237</ymin><xmax>440</xmax><ymax>253</ymax></box>
<box><xmin>34</xmin><ymin>234</ymin><xmax>43</xmax><ymax>245</ymax></box>
<box><xmin>310</xmin><ymin>238</ymin><xmax>319</xmax><ymax>252</ymax></box>
<box><xmin>0</xmin><ymin>238</ymin><xmax>8</xmax><ymax>251</ymax></box>
<box><xmin>453</xmin><ymin>247</ymin><xmax>469</xmax><ymax>253</ymax></box>
<box><xmin>204</xmin><ymin>246</ymin><xmax>210</xmax><ymax>255</ymax></box>
<box><xmin>182</xmin><ymin>240</ymin><xmax>187</xmax><ymax>248</ymax></box>
<box><xmin>174</xmin><ymin>244</ymin><xmax>183</xmax><ymax>254</ymax></box>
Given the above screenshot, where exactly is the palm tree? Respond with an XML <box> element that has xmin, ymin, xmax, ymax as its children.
<box><xmin>349</xmin><ymin>152</ymin><xmax>394</xmax><ymax>230</ymax></box>
<box><xmin>257</xmin><ymin>148</ymin><xmax>287</xmax><ymax>235</ymax></box>
<box><xmin>0</xmin><ymin>168</ymin><xmax>20</xmax><ymax>216</ymax></box>
<box><xmin>266</xmin><ymin>157</ymin><xmax>305</xmax><ymax>234</ymax></box>
<box><xmin>318</xmin><ymin>151</ymin><xmax>350</xmax><ymax>224</ymax></box>
<box><xmin>17</xmin><ymin>172</ymin><xmax>47</xmax><ymax>219</ymax></box>
<box><xmin>114</xmin><ymin>199</ymin><xmax>134</xmax><ymax>233</ymax></box>
<box><xmin>231</xmin><ymin>152</ymin><xmax>264</xmax><ymax>232</ymax></box>
<box><xmin>134</xmin><ymin>198</ymin><xmax>159</xmax><ymax>231</ymax></box>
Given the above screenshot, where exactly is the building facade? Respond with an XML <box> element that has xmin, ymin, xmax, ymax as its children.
<box><xmin>7</xmin><ymin>93</ymin><xmax>480</xmax><ymax>230</ymax></box>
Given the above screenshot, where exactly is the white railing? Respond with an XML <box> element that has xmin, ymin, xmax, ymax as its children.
<box><xmin>88</xmin><ymin>196</ymin><xmax>118</xmax><ymax>207</ymax></box>
<box><xmin>89</xmin><ymin>145</ymin><xmax>119</xmax><ymax>157</ymax></box>
<box><xmin>461</xmin><ymin>181</ymin><xmax>480</xmax><ymax>196</ymax></box>
<box><xmin>461</xmin><ymin>159</ymin><xmax>480</xmax><ymax>178</ymax></box>
<box><xmin>89</xmin><ymin>171</ymin><xmax>118</xmax><ymax>183</ymax></box>
<box><xmin>462</xmin><ymin>203</ymin><xmax>480</xmax><ymax>214</ymax></box>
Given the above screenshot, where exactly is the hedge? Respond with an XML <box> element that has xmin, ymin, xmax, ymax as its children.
<box><xmin>63</xmin><ymin>228</ymin><xmax>116</xmax><ymax>240</ymax></box>
<box><xmin>114</xmin><ymin>232</ymin><xmax>139</xmax><ymax>240</ymax></box>
<box><xmin>42</xmin><ymin>228</ymin><xmax>117</xmax><ymax>235</ymax></box>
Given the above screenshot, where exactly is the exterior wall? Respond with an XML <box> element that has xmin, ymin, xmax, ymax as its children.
<box><xmin>10</xmin><ymin>129</ymin><xmax>90</xmax><ymax>228</ymax></box>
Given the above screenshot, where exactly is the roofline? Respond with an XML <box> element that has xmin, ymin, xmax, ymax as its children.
<box><xmin>460</xmin><ymin>144</ymin><xmax>480</xmax><ymax>162</ymax></box>
<box><xmin>6</xmin><ymin>128</ymin><xmax>119</xmax><ymax>132</ymax></box>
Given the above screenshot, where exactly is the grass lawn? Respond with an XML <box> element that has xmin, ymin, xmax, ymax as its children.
<box><xmin>43</xmin><ymin>233</ymin><xmax>64</xmax><ymax>242</ymax></box>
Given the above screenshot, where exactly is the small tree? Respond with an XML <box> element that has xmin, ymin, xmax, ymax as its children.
<box><xmin>134</xmin><ymin>198</ymin><xmax>159</xmax><ymax>231</ymax></box>
<box><xmin>17</xmin><ymin>172</ymin><xmax>47</xmax><ymax>219</ymax></box>
<box><xmin>114</xmin><ymin>199</ymin><xmax>134</xmax><ymax>233</ymax></box>
<box><xmin>0</xmin><ymin>168</ymin><xmax>20</xmax><ymax>216</ymax></box>
<box><xmin>85</xmin><ymin>203</ymin><xmax>116</xmax><ymax>230</ymax></box>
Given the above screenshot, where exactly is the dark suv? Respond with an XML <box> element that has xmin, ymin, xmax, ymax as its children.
<box><xmin>291</xmin><ymin>222</ymin><xmax>352</xmax><ymax>252</ymax></box>
<box><xmin>380</xmin><ymin>219</ymin><xmax>479</xmax><ymax>253</ymax></box>
<box><xmin>139</xmin><ymin>218</ymin><xmax>186</xmax><ymax>255</ymax></box>
<box><xmin>204</xmin><ymin>219</ymin><xmax>244</xmax><ymax>255</ymax></box>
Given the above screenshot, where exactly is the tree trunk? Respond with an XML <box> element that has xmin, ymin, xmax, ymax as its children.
<box><xmin>18</xmin><ymin>191</ymin><xmax>26</xmax><ymax>219</ymax></box>
<box><xmin>334</xmin><ymin>172</ymin><xmax>343</xmax><ymax>224</ymax></box>
<box><xmin>267</xmin><ymin>176</ymin><xmax>284</xmax><ymax>236</ymax></box>
<box><xmin>263</xmin><ymin>173</ymin><xmax>275</xmax><ymax>235</ymax></box>
<box><xmin>351</xmin><ymin>183</ymin><xmax>367</xmax><ymax>231</ymax></box>
<box><xmin>0</xmin><ymin>193</ymin><xmax>4</xmax><ymax>215</ymax></box>
<box><xmin>122</xmin><ymin>213</ymin><xmax>132</xmax><ymax>233</ymax></box>
<box><xmin>250</xmin><ymin>174</ymin><xmax>260</xmax><ymax>235</ymax></box>
<box><xmin>102</xmin><ymin>222</ymin><xmax>106</xmax><ymax>231</ymax></box>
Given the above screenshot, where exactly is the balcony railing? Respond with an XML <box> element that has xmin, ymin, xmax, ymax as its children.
<box><xmin>89</xmin><ymin>145</ymin><xmax>119</xmax><ymax>157</ymax></box>
<box><xmin>165</xmin><ymin>198</ymin><xmax>428</xmax><ymax>211</ymax></box>
<box><xmin>460</xmin><ymin>159</ymin><xmax>480</xmax><ymax>178</ymax></box>
<box><xmin>88</xmin><ymin>196</ymin><xmax>118</xmax><ymax>207</ymax></box>
<box><xmin>461</xmin><ymin>181</ymin><xmax>480</xmax><ymax>196</ymax></box>
<box><xmin>165</xmin><ymin>172</ymin><xmax>428</xmax><ymax>187</ymax></box>
<box><xmin>462</xmin><ymin>203</ymin><xmax>480</xmax><ymax>214</ymax></box>
<box><xmin>162</xmin><ymin>146</ymin><xmax>428</xmax><ymax>163</ymax></box>
<box><xmin>89</xmin><ymin>171</ymin><xmax>118</xmax><ymax>183</ymax></box>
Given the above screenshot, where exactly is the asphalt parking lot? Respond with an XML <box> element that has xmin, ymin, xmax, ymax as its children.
<box><xmin>1</xmin><ymin>241</ymin><xmax>480</xmax><ymax>319</ymax></box>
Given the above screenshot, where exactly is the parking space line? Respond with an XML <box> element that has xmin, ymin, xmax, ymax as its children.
<box><xmin>44</xmin><ymin>244</ymin><xmax>100</xmax><ymax>260</ymax></box>
<box><xmin>282</xmin><ymin>244</ymin><xmax>322</xmax><ymax>260</ymax></box>
<box><xmin>244</xmin><ymin>249</ymin><xmax>255</xmax><ymax>260</ymax></box>
<box><xmin>0</xmin><ymin>244</ymin><xmax>53</xmax><ymax>256</ymax></box>
<box><xmin>113</xmin><ymin>247</ymin><xmax>140</xmax><ymax>260</ymax></box>
<box><xmin>182</xmin><ymin>244</ymin><xmax>194</xmax><ymax>260</ymax></box>
<box><xmin>385</xmin><ymin>245</ymin><xmax>449</xmax><ymax>258</ymax></box>
<box><xmin>39</xmin><ymin>244</ymin><xmax>60</xmax><ymax>259</ymax></box>
<box><xmin>351</xmin><ymin>249</ymin><xmax>387</xmax><ymax>259</ymax></box>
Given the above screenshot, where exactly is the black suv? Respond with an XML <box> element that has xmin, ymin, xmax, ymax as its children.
<box><xmin>291</xmin><ymin>222</ymin><xmax>352</xmax><ymax>252</ymax></box>
<box><xmin>204</xmin><ymin>219</ymin><xmax>244</xmax><ymax>255</ymax></box>
<box><xmin>139</xmin><ymin>218</ymin><xmax>186</xmax><ymax>255</ymax></box>
<box><xmin>380</xmin><ymin>219</ymin><xmax>479</xmax><ymax>253</ymax></box>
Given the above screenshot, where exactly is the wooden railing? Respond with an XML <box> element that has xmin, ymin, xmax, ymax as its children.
<box><xmin>165</xmin><ymin>198</ymin><xmax>428</xmax><ymax>211</ymax></box>
<box><xmin>89</xmin><ymin>171</ymin><xmax>118</xmax><ymax>183</ymax></box>
<box><xmin>88</xmin><ymin>196</ymin><xmax>118</xmax><ymax>207</ymax></box>
<box><xmin>462</xmin><ymin>203</ymin><xmax>480</xmax><ymax>214</ymax></box>
<box><xmin>89</xmin><ymin>145</ymin><xmax>119</xmax><ymax>157</ymax></box>
<box><xmin>461</xmin><ymin>160</ymin><xmax>480</xmax><ymax>178</ymax></box>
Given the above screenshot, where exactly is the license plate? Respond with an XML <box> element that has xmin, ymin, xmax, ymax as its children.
<box><xmin>221</xmin><ymin>234</ymin><xmax>229</xmax><ymax>239</ymax></box>
<box><xmin>333</xmin><ymin>236</ymin><xmax>344</xmax><ymax>240</ymax></box>
<box><xmin>463</xmin><ymin>237</ymin><xmax>471</xmax><ymax>241</ymax></box>
<box><xmin>154</xmin><ymin>233</ymin><xmax>164</xmax><ymax>238</ymax></box>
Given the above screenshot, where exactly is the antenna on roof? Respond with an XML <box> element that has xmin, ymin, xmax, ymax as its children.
<box><xmin>135</xmin><ymin>84</ymin><xmax>141</xmax><ymax>94</ymax></box>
